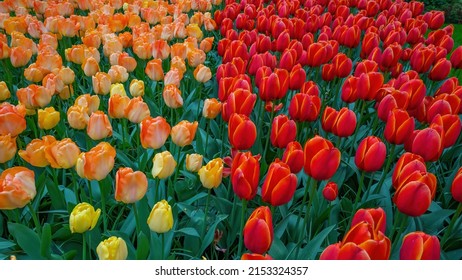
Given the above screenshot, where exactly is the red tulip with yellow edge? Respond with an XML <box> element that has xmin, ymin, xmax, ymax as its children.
<box><xmin>400</xmin><ymin>232</ymin><xmax>440</xmax><ymax>260</ymax></box>
<box><xmin>0</xmin><ymin>167</ymin><xmax>36</xmax><ymax>210</ymax></box>
<box><xmin>75</xmin><ymin>142</ymin><xmax>116</xmax><ymax>181</ymax></box>
<box><xmin>243</xmin><ymin>206</ymin><xmax>273</xmax><ymax>254</ymax></box>
<box><xmin>241</xmin><ymin>253</ymin><xmax>273</xmax><ymax>260</ymax></box>
<box><xmin>320</xmin><ymin>242</ymin><xmax>371</xmax><ymax>260</ymax></box>
<box><xmin>450</xmin><ymin>167</ymin><xmax>462</xmax><ymax>202</ymax></box>
<box><xmin>384</xmin><ymin>109</ymin><xmax>415</xmax><ymax>145</ymax></box>
<box><xmin>282</xmin><ymin>141</ymin><xmax>304</xmax><ymax>173</ymax></box>
<box><xmin>303</xmin><ymin>136</ymin><xmax>341</xmax><ymax>181</ymax></box>
<box><xmin>228</xmin><ymin>113</ymin><xmax>257</xmax><ymax>150</ymax></box>
<box><xmin>222</xmin><ymin>89</ymin><xmax>256</xmax><ymax>122</ymax></box>
<box><xmin>140</xmin><ymin>117</ymin><xmax>171</xmax><ymax>150</ymax></box>
<box><xmin>115</xmin><ymin>167</ymin><xmax>148</xmax><ymax>204</ymax></box>
<box><xmin>355</xmin><ymin>136</ymin><xmax>386</xmax><ymax>172</ymax></box>
<box><xmin>270</xmin><ymin>115</ymin><xmax>296</xmax><ymax>149</ymax></box>
<box><xmin>231</xmin><ymin>151</ymin><xmax>260</xmax><ymax>201</ymax></box>
<box><xmin>261</xmin><ymin>159</ymin><xmax>297</xmax><ymax>206</ymax></box>
<box><xmin>288</xmin><ymin>93</ymin><xmax>321</xmax><ymax>122</ymax></box>
<box><xmin>322</xmin><ymin>182</ymin><xmax>338</xmax><ymax>202</ymax></box>
<box><xmin>394</xmin><ymin>180</ymin><xmax>434</xmax><ymax>217</ymax></box>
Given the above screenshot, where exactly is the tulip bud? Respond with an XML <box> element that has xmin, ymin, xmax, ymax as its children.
<box><xmin>0</xmin><ymin>167</ymin><xmax>36</xmax><ymax>210</ymax></box>
<box><xmin>198</xmin><ymin>158</ymin><xmax>224</xmax><ymax>189</ymax></box>
<box><xmin>115</xmin><ymin>167</ymin><xmax>148</xmax><ymax>204</ymax></box>
<box><xmin>147</xmin><ymin>200</ymin><xmax>174</xmax><ymax>233</ymax></box>
<box><xmin>322</xmin><ymin>182</ymin><xmax>339</xmax><ymax>201</ymax></box>
<box><xmin>243</xmin><ymin>206</ymin><xmax>273</xmax><ymax>254</ymax></box>
<box><xmin>400</xmin><ymin>232</ymin><xmax>440</xmax><ymax>260</ymax></box>
<box><xmin>151</xmin><ymin>151</ymin><xmax>176</xmax><ymax>179</ymax></box>
<box><xmin>69</xmin><ymin>202</ymin><xmax>101</xmax><ymax>233</ymax></box>
<box><xmin>97</xmin><ymin>236</ymin><xmax>128</xmax><ymax>260</ymax></box>
<box><xmin>231</xmin><ymin>151</ymin><xmax>260</xmax><ymax>200</ymax></box>
<box><xmin>185</xmin><ymin>153</ymin><xmax>203</xmax><ymax>173</ymax></box>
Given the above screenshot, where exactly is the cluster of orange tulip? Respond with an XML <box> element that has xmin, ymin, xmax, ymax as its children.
<box><xmin>1</xmin><ymin>0</ymin><xmax>462</xmax><ymax>260</ymax></box>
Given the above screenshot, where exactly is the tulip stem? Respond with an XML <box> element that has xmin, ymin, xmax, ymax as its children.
<box><xmin>201</xmin><ymin>189</ymin><xmax>212</xmax><ymax>239</ymax></box>
<box><xmin>296</xmin><ymin>179</ymin><xmax>317</xmax><ymax>259</ymax></box>
<box><xmin>441</xmin><ymin>203</ymin><xmax>462</xmax><ymax>248</ymax></box>
<box><xmin>27</xmin><ymin>203</ymin><xmax>41</xmax><ymax>236</ymax></box>
<box><xmin>161</xmin><ymin>233</ymin><xmax>165</xmax><ymax>260</ymax></box>
<box><xmin>133</xmin><ymin>202</ymin><xmax>141</xmax><ymax>236</ymax></box>
<box><xmin>82</xmin><ymin>233</ymin><xmax>87</xmax><ymax>260</ymax></box>
<box><xmin>99</xmin><ymin>182</ymin><xmax>108</xmax><ymax>233</ymax></box>
<box><xmin>195</xmin><ymin>83</ymin><xmax>203</xmax><ymax>118</ymax></box>
<box><xmin>204</xmin><ymin>120</ymin><xmax>210</xmax><ymax>158</ymax></box>
<box><xmin>391</xmin><ymin>212</ymin><xmax>408</xmax><ymax>254</ymax></box>
<box><xmin>262</xmin><ymin>108</ymin><xmax>276</xmax><ymax>162</ymax></box>
<box><xmin>375</xmin><ymin>144</ymin><xmax>396</xmax><ymax>195</ymax></box>
<box><xmin>237</xmin><ymin>198</ymin><xmax>248</xmax><ymax>258</ymax></box>
<box><xmin>348</xmin><ymin>100</ymin><xmax>367</xmax><ymax>157</ymax></box>
<box><xmin>294</xmin><ymin>176</ymin><xmax>312</xmax><ymax>242</ymax></box>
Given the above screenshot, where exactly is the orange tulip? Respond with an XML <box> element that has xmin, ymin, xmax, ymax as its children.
<box><xmin>243</xmin><ymin>206</ymin><xmax>273</xmax><ymax>254</ymax></box>
<box><xmin>187</xmin><ymin>48</ymin><xmax>206</xmax><ymax>68</ymax></box>
<box><xmin>202</xmin><ymin>98</ymin><xmax>222</xmax><ymax>119</ymax></box>
<box><xmin>16</xmin><ymin>85</ymin><xmax>53</xmax><ymax>109</ymax></box>
<box><xmin>193</xmin><ymin>64</ymin><xmax>212</xmax><ymax>83</ymax></box>
<box><xmin>124</xmin><ymin>97</ymin><xmax>150</xmax><ymax>123</ymax></box>
<box><xmin>162</xmin><ymin>85</ymin><xmax>183</xmax><ymax>109</ymax></box>
<box><xmin>44</xmin><ymin>138</ymin><xmax>80</xmax><ymax>169</ymax></box>
<box><xmin>171</xmin><ymin>120</ymin><xmax>198</xmax><ymax>147</ymax></box>
<box><xmin>400</xmin><ymin>232</ymin><xmax>440</xmax><ymax>260</ymax></box>
<box><xmin>304</xmin><ymin>136</ymin><xmax>341</xmax><ymax>181</ymax></box>
<box><xmin>75</xmin><ymin>94</ymin><xmax>100</xmax><ymax>114</ymax></box>
<box><xmin>0</xmin><ymin>102</ymin><xmax>26</xmax><ymax>137</ymax></box>
<box><xmin>261</xmin><ymin>159</ymin><xmax>297</xmax><ymax>206</ymax></box>
<box><xmin>0</xmin><ymin>134</ymin><xmax>16</xmax><ymax>164</ymax></box>
<box><xmin>108</xmin><ymin>94</ymin><xmax>129</xmax><ymax>119</ymax></box>
<box><xmin>108</xmin><ymin>65</ymin><xmax>129</xmax><ymax>84</ymax></box>
<box><xmin>140</xmin><ymin>117</ymin><xmax>171</xmax><ymax>149</ymax></box>
<box><xmin>151</xmin><ymin>39</ymin><xmax>170</xmax><ymax>60</ymax></box>
<box><xmin>76</xmin><ymin>142</ymin><xmax>116</xmax><ymax>181</ymax></box>
<box><xmin>92</xmin><ymin>72</ymin><xmax>112</xmax><ymax>95</ymax></box>
<box><xmin>228</xmin><ymin>113</ymin><xmax>257</xmax><ymax>150</ymax></box>
<box><xmin>18</xmin><ymin>136</ymin><xmax>55</xmax><ymax>167</ymax></box>
<box><xmin>145</xmin><ymin>59</ymin><xmax>164</xmax><ymax>81</ymax></box>
<box><xmin>87</xmin><ymin>111</ymin><xmax>113</xmax><ymax>140</ymax></box>
<box><xmin>67</xmin><ymin>105</ymin><xmax>89</xmax><ymax>130</ymax></box>
<box><xmin>115</xmin><ymin>167</ymin><xmax>148</xmax><ymax>204</ymax></box>
<box><xmin>10</xmin><ymin>46</ymin><xmax>32</xmax><ymax>67</ymax></box>
<box><xmin>0</xmin><ymin>167</ymin><xmax>36</xmax><ymax>210</ymax></box>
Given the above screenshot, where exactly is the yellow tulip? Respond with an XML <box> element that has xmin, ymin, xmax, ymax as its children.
<box><xmin>129</xmin><ymin>79</ymin><xmax>145</xmax><ymax>97</ymax></box>
<box><xmin>147</xmin><ymin>200</ymin><xmax>173</xmax><ymax>233</ymax></box>
<box><xmin>185</xmin><ymin>153</ymin><xmax>203</xmax><ymax>172</ymax></box>
<box><xmin>110</xmin><ymin>83</ymin><xmax>127</xmax><ymax>97</ymax></box>
<box><xmin>37</xmin><ymin>107</ymin><xmax>60</xmax><ymax>130</ymax></box>
<box><xmin>151</xmin><ymin>151</ymin><xmax>176</xmax><ymax>179</ymax></box>
<box><xmin>0</xmin><ymin>81</ymin><xmax>11</xmax><ymax>101</ymax></box>
<box><xmin>96</xmin><ymin>236</ymin><xmax>128</xmax><ymax>260</ymax></box>
<box><xmin>198</xmin><ymin>158</ymin><xmax>223</xmax><ymax>189</ymax></box>
<box><xmin>69</xmin><ymin>202</ymin><xmax>101</xmax><ymax>233</ymax></box>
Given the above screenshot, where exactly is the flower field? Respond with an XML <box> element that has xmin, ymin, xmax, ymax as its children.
<box><xmin>0</xmin><ymin>0</ymin><xmax>462</xmax><ymax>260</ymax></box>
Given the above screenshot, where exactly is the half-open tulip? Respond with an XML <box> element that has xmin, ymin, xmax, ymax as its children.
<box><xmin>147</xmin><ymin>200</ymin><xmax>173</xmax><ymax>233</ymax></box>
<box><xmin>198</xmin><ymin>158</ymin><xmax>224</xmax><ymax>189</ymax></box>
<box><xmin>69</xmin><ymin>202</ymin><xmax>101</xmax><ymax>233</ymax></box>
<box><xmin>304</xmin><ymin>136</ymin><xmax>341</xmax><ymax>181</ymax></box>
<box><xmin>45</xmin><ymin>138</ymin><xmax>80</xmax><ymax>169</ymax></box>
<box><xmin>97</xmin><ymin>236</ymin><xmax>128</xmax><ymax>260</ymax></box>
<box><xmin>243</xmin><ymin>206</ymin><xmax>273</xmax><ymax>254</ymax></box>
<box><xmin>171</xmin><ymin>120</ymin><xmax>198</xmax><ymax>147</ymax></box>
<box><xmin>400</xmin><ymin>232</ymin><xmax>440</xmax><ymax>260</ymax></box>
<box><xmin>261</xmin><ymin>160</ymin><xmax>297</xmax><ymax>206</ymax></box>
<box><xmin>37</xmin><ymin>107</ymin><xmax>60</xmax><ymax>130</ymax></box>
<box><xmin>87</xmin><ymin>111</ymin><xmax>113</xmax><ymax>140</ymax></box>
<box><xmin>0</xmin><ymin>167</ymin><xmax>36</xmax><ymax>210</ymax></box>
<box><xmin>115</xmin><ymin>167</ymin><xmax>148</xmax><ymax>204</ymax></box>
<box><xmin>0</xmin><ymin>103</ymin><xmax>26</xmax><ymax>136</ymax></box>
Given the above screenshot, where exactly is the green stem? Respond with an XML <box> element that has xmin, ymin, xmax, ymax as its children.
<box><xmin>441</xmin><ymin>203</ymin><xmax>462</xmax><ymax>247</ymax></box>
<box><xmin>201</xmin><ymin>189</ymin><xmax>212</xmax><ymax>239</ymax></box>
<box><xmin>296</xmin><ymin>179</ymin><xmax>317</xmax><ymax>259</ymax></box>
<box><xmin>294</xmin><ymin>176</ymin><xmax>312</xmax><ymax>241</ymax></box>
<box><xmin>375</xmin><ymin>144</ymin><xmax>396</xmax><ymax>194</ymax></box>
<box><xmin>161</xmin><ymin>233</ymin><xmax>165</xmax><ymax>260</ymax></box>
<box><xmin>352</xmin><ymin>171</ymin><xmax>366</xmax><ymax>215</ymax></box>
<box><xmin>99</xmin><ymin>182</ymin><xmax>108</xmax><ymax>233</ymax></box>
<box><xmin>237</xmin><ymin>199</ymin><xmax>248</xmax><ymax>258</ymax></box>
<box><xmin>391</xmin><ymin>212</ymin><xmax>408</xmax><ymax>254</ymax></box>
<box><xmin>27</xmin><ymin>203</ymin><xmax>41</xmax><ymax>236</ymax></box>
<box><xmin>82</xmin><ymin>233</ymin><xmax>87</xmax><ymax>260</ymax></box>
<box><xmin>348</xmin><ymin>100</ymin><xmax>367</xmax><ymax>157</ymax></box>
<box><xmin>133</xmin><ymin>202</ymin><xmax>141</xmax><ymax>236</ymax></box>
<box><xmin>195</xmin><ymin>83</ymin><xmax>203</xmax><ymax>118</ymax></box>
<box><xmin>204</xmin><ymin>120</ymin><xmax>210</xmax><ymax>158</ymax></box>
<box><xmin>262</xmin><ymin>108</ymin><xmax>276</xmax><ymax>162</ymax></box>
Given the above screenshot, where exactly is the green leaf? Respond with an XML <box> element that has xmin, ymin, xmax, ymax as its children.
<box><xmin>0</xmin><ymin>238</ymin><xmax>15</xmax><ymax>250</ymax></box>
<box><xmin>199</xmin><ymin>214</ymin><xmax>228</xmax><ymax>254</ymax></box>
<box><xmin>136</xmin><ymin>232</ymin><xmax>150</xmax><ymax>260</ymax></box>
<box><xmin>176</xmin><ymin>227</ymin><xmax>200</xmax><ymax>238</ymax></box>
<box><xmin>40</xmin><ymin>223</ymin><xmax>52</xmax><ymax>259</ymax></box>
<box><xmin>7</xmin><ymin>223</ymin><xmax>43</xmax><ymax>259</ymax></box>
<box><xmin>298</xmin><ymin>225</ymin><xmax>336</xmax><ymax>260</ymax></box>
<box><xmin>268</xmin><ymin>238</ymin><xmax>288</xmax><ymax>260</ymax></box>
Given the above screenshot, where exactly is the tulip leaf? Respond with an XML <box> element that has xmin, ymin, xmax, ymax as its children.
<box><xmin>421</xmin><ymin>207</ymin><xmax>455</xmax><ymax>235</ymax></box>
<box><xmin>0</xmin><ymin>238</ymin><xmax>15</xmax><ymax>250</ymax></box>
<box><xmin>298</xmin><ymin>225</ymin><xmax>336</xmax><ymax>260</ymax></box>
<box><xmin>136</xmin><ymin>232</ymin><xmax>150</xmax><ymax>260</ymax></box>
<box><xmin>199</xmin><ymin>214</ymin><xmax>228</xmax><ymax>255</ymax></box>
<box><xmin>7</xmin><ymin>223</ymin><xmax>43</xmax><ymax>259</ymax></box>
<box><xmin>268</xmin><ymin>238</ymin><xmax>288</xmax><ymax>260</ymax></box>
<box><xmin>40</xmin><ymin>223</ymin><xmax>52</xmax><ymax>259</ymax></box>
<box><xmin>46</xmin><ymin>178</ymin><xmax>66</xmax><ymax>210</ymax></box>
<box><xmin>176</xmin><ymin>227</ymin><xmax>200</xmax><ymax>238</ymax></box>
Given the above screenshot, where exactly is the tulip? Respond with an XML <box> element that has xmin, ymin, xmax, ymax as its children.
<box><xmin>108</xmin><ymin>94</ymin><xmax>129</xmax><ymax>119</ymax></box>
<box><xmin>304</xmin><ymin>136</ymin><xmax>341</xmax><ymax>181</ymax></box>
<box><xmin>115</xmin><ymin>167</ymin><xmax>148</xmax><ymax>204</ymax></box>
<box><xmin>258</xmin><ymin>69</ymin><xmax>289</xmax><ymax>101</ymax></box>
<box><xmin>332</xmin><ymin>107</ymin><xmax>357</xmax><ymax>137</ymax></box>
<box><xmin>69</xmin><ymin>202</ymin><xmax>101</xmax><ymax>233</ymax></box>
<box><xmin>221</xmin><ymin>89</ymin><xmax>256</xmax><ymax>122</ymax></box>
<box><xmin>171</xmin><ymin>120</ymin><xmax>198</xmax><ymax>147</ymax></box>
<box><xmin>241</xmin><ymin>253</ymin><xmax>273</xmax><ymax>260</ymax></box>
<box><xmin>228</xmin><ymin>113</ymin><xmax>257</xmax><ymax>150</ymax></box>
<box><xmin>18</xmin><ymin>135</ymin><xmax>56</xmax><ymax>167</ymax></box>
<box><xmin>322</xmin><ymin>182</ymin><xmax>339</xmax><ymax>202</ymax></box>
<box><xmin>231</xmin><ymin>152</ymin><xmax>260</xmax><ymax>201</ymax></box>
<box><xmin>139</xmin><ymin>117</ymin><xmax>171</xmax><ymax>150</ymax></box>
<box><xmin>0</xmin><ymin>134</ymin><xmax>16</xmax><ymax>164</ymax></box>
<box><xmin>384</xmin><ymin>110</ymin><xmax>415</xmax><ymax>145</ymax></box>
<box><xmin>163</xmin><ymin>85</ymin><xmax>183</xmax><ymax>109</ymax></box>
<box><xmin>410</xmin><ymin>46</ymin><xmax>436</xmax><ymax>73</ymax></box>
<box><xmin>202</xmin><ymin>98</ymin><xmax>222</xmax><ymax>119</ymax></box>
<box><xmin>45</xmin><ymin>138</ymin><xmax>81</xmax><ymax>169</ymax></box>
<box><xmin>261</xmin><ymin>160</ymin><xmax>297</xmax><ymax>206</ymax></box>
<box><xmin>145</xmin><ymin>59</ymin><xmax>164</xmax><ymax>81</ymax></box>
<box><xmin>355</xmin><ymin>136</ymin><xmax>386</xmax><ymax>172</ymax></box>
<box><xmin>147</xmin><ymin>200</ymin><xmax>174</xmax><ymax>233</ymax></box>
<box><xmin>0</xmin><ymin>167</ymin><xmax>36</xmax><ymax>210</ymax></box>
<box><xmin>288</xmin><ymin>93</ymin><xmax>322</xmax><ymax>122</ymax></box>
<box><xmin>394</xmin><ymin>181</ymin><xmax>433</xmax><ymax>217</ymax></box>
<box><xmin>87</xmin><ymin>111</ymin><xmax>113</xmax><ymax>140</ymax></box>
<box><xmin>321</xmin><ymin>106</ymin><xmax>338</xmax><ymax>134</ymax></box>
<box><xmin>289</xmin><ymin>64</ymin><xmax>306</xmax><ymax>90</ymax></box>
<box><xmin>282</xmin><ymin>141</ymin><xmax>304</xmax><ymax>173</ymax></box>
<box><xmin>76</xmin><ymin>142</ymin><xmax>116</xmax><ymax>181</ymax></box>
<box><xmin>185</xmin><ymin>154</ymin><xmax>203</xmax><ymax>173</ymax></box>
<box><xmin>429</xmin><ymin>58</ymin><xmax>451</xmax><ymax>81</ymax></box>
<box><xmin>410</xmin><ymin>128</ymin><xmax>443</xmax><ymax>162</ymax></box>
<box><xmin>0</xmin><ymin>81</ymin><xmax>11</xmax><ymax>101</ymax></box>
<box><xmin>125</xmin><ymin>97</ymin><xmax>150</xmax><ymax>123</ymax></box>
<box><xmin>16</xmin><ymin>85</ymin><xmax>53</xmax><ymax>110</ymax></box>
<box><xmin>450</xmin><ymin>46</ymin><xmax>462</xmax><ymax>69</ymax></box>
<box><xmin>37</xmin><ymin>107</ymin><xmax>60</xmax><ymax>130</ymax></box>
<box><xmin>75</xmin><ymin>94</ymin><xmax>100</xmax><ymax>114</ymax></box>
<box><xmin>96</xmin><ymin>236</ymin><xmax>128</xmax><ymax>260</ymax></box>
<box><xmin>270</xmin><ymin>115</ymin><xmax>296</xmax><ymax>149</ymax></box>
<box><xmin>243</xmin><ymin>206</ymin><xmax>273</xmax><ymax>254</ymax></box>
<box><xmin>67</xmin><ymin>105</ymin><xmax>89</xmax><ymax>130</ymax></box>
<box><xmin>451</xmin><ymin>167</ymin><xmax>462</xmax><ymax>202</ymax></box>
<box><xmin>129</xmin><ymin>79</ymin><xmax>145</xmax><ymax>97</ymax></box>
<box><xmin>332</xmin><ymin>53</ymin><xmax>352</xmax><ymax>78</ymax></box>
<box><xmin>320</xmin><ymin>242</ymin><xmax>371</xmax><ymax>260</ymax></box>
<box><xmin>151</xmin><ymin>151</ymin><xmax>176</xmax><ymax>180</ymax></box>
<box><xmin>194</xmin><ymin>64</ymin><xmax>212</xmax><ymax>83</ymax></box>
<box><xmin>198</xmin><ymin>158</ymin><xmax>223</xmax><ymax>189</ymax></box>
<box><xmin>10</xmin><ymin>46</ymin><xmax>32</xmax><ymax>67</ymax></box>
<box><xmin>351</xmin><ymin>207</ymin><xmax>387</xmax><ymax>234</ymax></box>
<box><xmin>400</xmin><ymin>232</ymin><xmax>440</xmax><ymax>260</ymax></box>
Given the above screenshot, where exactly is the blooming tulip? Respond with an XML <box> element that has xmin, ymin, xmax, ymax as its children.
<box><xmin>198</xmin><ymin>158</ymin><xmax>224</xmax><ymax>189</ymax></box>
<box><xmin>115</xmin><ymin>167</ymin><xmax>148</xmax><ymax>204</ymax></box>
<box><xmin>45</xmin><ymin>138</ymin><xmax>80</xmax><ymax>169</ymax></box>
<box><xmin>151</xmin><ymin>151</ymin><xmax>176</xmax><ymax>180</ymax></box>
<box><xmin>171</xmin><ymin>120</ymin><xmax>198</xmax><ymax>147</ymax></box>
<box><xmin>0</xmin><ymin>167</ymin><xmax>36</xmax><ymax>210</ymax></box>
<box><xmin>97</xmin><ymin>236</ymin><xmax>128</xmax><ymax>260</ymax></box>
<box><xmin>140</xmin><ymin>117</ymin><xmax>171</xmax><ymax>150</ymax></box>
<box><xmin>76</xmin><ymin>142</ymin><xmax>116</xmax><ymax>181</ymax></box>
<box><xmin>69</xmin><ymin>202</ymin><xmax>101</xmax><ymax>233</ymax></box>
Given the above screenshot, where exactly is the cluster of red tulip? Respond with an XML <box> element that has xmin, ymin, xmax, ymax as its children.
<box><xmin>1</xmin><ymin>0</ymin><xmax>462</xmax><ymax>260</ymax></box>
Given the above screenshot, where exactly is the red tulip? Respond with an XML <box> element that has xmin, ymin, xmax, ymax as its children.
<box><xmin>394</xmin><ymin>181</ymin><xmax>433</xmax><ymax>217</ymax></box>
<box><xmin>355</xmin><ymin>136</ymin><xmax>386</xmax><ymax>172</ymax></box>
<box><xmin>320</xmin><ymin>242</ymin><xmax>371</xmax><ymax>260</ymax></box>
<box><xmin>441</xmin><ymin>114</ymin><xmax>462</xmax><ymax>148</ymax></box>
<box><xmin>228</xmin><ymin>113</ymin><xmax>256</xmax><ymax>150</ymax></box>
<box><xmin>410</xmin><ymin>128</ymin><xmax>443</xmax><ymax>162</ymax></box>
<box><xmin>243</xmin><ymin>206</ymin><xmax>273</xmax><ymax>254</ymax></box>
<box><xmin>282</xmin><ymin>141</ymin><xmax>304</xmax><ymax>173</ymax></box>
<box><xmin>450</xmin><ymin>46</ymin><xmax>462</xmax><ymax>69</ymax></box>
<box><xmin>304</xmin><ymin>136</ymin><xmax>341</xmax><ymax>181</ymax></box>
<box><xmin>357</xmin><ymin>72</ymin><xmax>384</xmax><ymax>101</ymax></box>
<box><xmin>351</xmin><ymin>207</ymin><xmax>387</xmax><ymax>235</ymax></box>
<box><xmin>400</xmin><ymin>232</ymin><xmax>440</xmax><ymax>260</ymax></box>
<box><xmin>341</xmin><ymin>76</ymin><xmax>359</xmax><ymax>103</ymax></box>
<box><xmin>384</xmin><ymin>109</ymin><xmax>415</xmax><ymax>145</ymax></box>
<box><xmin>231</xmin><ymin>151</ymin><xmax>260</xmax><ymax>201</ymax></box>
<box><xmin>332</xmin><ymin>53</ymin><xmax>352</xmax><ymax>78</ymax></box>
<box><xmin>332</xmin><ymin>107</ymin><xmax>357</xmax><ymax>137</ymax></box>
<box><xmin>410</xmin><ymin>46</ymin><xmax>436</xmax><ymax>73</ymax></box>
<box><xmin>451</xmin><ymin>167</ymin><xmax>462</xmax><ymax>202</ymax></box>
<box><xmin>322</xmin><ymin>182</ymin><xmax>338</xmax><ymax>201</ymax></box>
<box><xmin>429</xmin><ymin>58</ymin><xmax>451</xmax><ymax>81</ymax></box>
<box><xmin>258</xmin><ymin>69</ymin><xmax>289</xmax><ymax>101</ymax></box>
<box><xmin>270</xmin><ymin>115</ymin><xmax>296</xmax><ymax>149</ymax></box>
<box><xmin>289</xmin><ymin>64</ymin><xmax>306</xmax><ymax>90</ymax></box>
<box><xmin>261</xmin><ymin>160</ymin><xmax>297</xmax><ymax>206</ymax></box>
<box><xmin>342</xmin><ymin>221</ymin><xmax>391</xmax><ymax>260</ymax></box>
<box><xmin>241</xmin><ymin>253</ymin><xmax>273</xmax><ymax>260</ymax></box>
<box><xmin>360</xmin><ymin>32</ymin><xmax>380</xmax><ymax>59</ymax></box>
<box><xmin>288</xmin><ymin>93</ymin><xmax>321</xmax><ymax>122</ymax></box>
<box><xmin>221</xmin><ymin>89</ymin><xmax>257</xmax><ymax>122</ymax></box>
